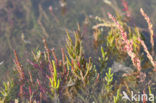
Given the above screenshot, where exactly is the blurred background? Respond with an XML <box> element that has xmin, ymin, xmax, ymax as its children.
<box><xmin>0</xmin><ymin>0</ymin><xmax>156</xmax><ymax>81</ymax></box>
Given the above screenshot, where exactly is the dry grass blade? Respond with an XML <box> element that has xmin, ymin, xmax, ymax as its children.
<box><xmin>140</xmin><ymin>8</ymin><xmax>155</xmax><ymax>55</ymax></box>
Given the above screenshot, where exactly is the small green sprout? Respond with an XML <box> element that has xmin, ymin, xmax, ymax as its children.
<box><xmin>105</xmin><ymin>68</ymin><xmax>114</xmax><ymax>92</ymax></box>
<box><xmin>148</xmin><ymin>86</ymin><xmax>154</xmax><ymax>103</ymax></box>
<box><xmin>32</xmin><ymin>50</ymin><xmax>42</xmax><ymax>62</ymax></box>
<box><xmin>99</xmin><ymin>46</ymin><xmax>108</xmax><ymax>63</ymax></box>
<box><xmin>49</xmin><ymin>60</ymin><xmax>60</xmax><ymax>94</ymax></box>
<box><xmin>0</xmin><ymin>81</ymin><xmax>13</xmax><ymax>102</ymax></box>
<box><xmin>113</xmin><ymin>89</ymin><xmax>120</xmax><ymax>103</ymax></box>
<box><xmin>99</xmin><ymin>46</ymin><xmax>108</xmax><ymax>73</ymax></box>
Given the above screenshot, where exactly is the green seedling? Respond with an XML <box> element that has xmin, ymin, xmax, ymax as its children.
<box><xmin>0</xmin><ymin>81</ymin><xmax>13</xmax><ymax>102</ymax></box>
<box><xmin>105</xmin><ymin>68</ymin><xmax>114</xmax><ymax>93</ymax></box>
<box><xmin>49</xmin><ymin>60</ymin><xmax>60</xmax><ymax>94</ymax></box>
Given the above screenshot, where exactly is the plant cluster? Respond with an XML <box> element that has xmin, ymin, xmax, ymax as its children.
<box><xmin>0</xmin><ymin>0</ymin><xmax>156</xmax><ymax>103</ymax></box>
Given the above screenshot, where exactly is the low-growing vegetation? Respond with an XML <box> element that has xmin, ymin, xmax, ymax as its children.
<box><xmin>0</xmin><ymin>0</ymin><xmax>156</xmax><ymax>103</ymax></box>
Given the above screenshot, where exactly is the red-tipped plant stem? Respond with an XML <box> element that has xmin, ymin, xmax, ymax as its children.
<box><xmin>40</xmin><ymin>92</ymin><xmax>43</xmax><ymax>103</ymax></box>
<box><xmin>37</xmin><ymin>79</ymin><xmax>46</xmax><ymax>94</ymax></box>
<box><xmin>121</xmin><ymin>0</ymin><xmax>131</xmax><ymax>17</ymax></box>
<box><xmin>108</xmin><ymin>13</ymin><xmax>142</xmax><ymax>72</ymax></box>
<box><xmin>29</xmin><ymin>86</ymin><xmax>32</xmax><ymax>103</ymax></box>
<box><xmin>43</xmin><ymin>38</ymin><xmax>53</xmax><ymax>76</ymax></box>
<box><xmin>59</xmin><ymin>60</ymin><xmax>62</xmax><ymax>67</ymax></box>
<box><xmin>29</xmin><ymin>86</ymin><xmax>32</xmax><ymax>96</ymax></box>
<box><xmin>143</xmin><ymin>89</ymin><xmax>147</xmax><ymax>103</ymax></box>
<box><xmin>95</xmin><ymin>73</ymin><xmax>100</xmax><ymax>84</ymax></box>
<box><xmin>13</xmin><ymin>50</ymin><xmax>25</xmax><ymax>81</ymax></box>
<box><xmin>27</xmin><ymin>59</ymin><xmax>47</xmax><ymax>77</ymax></box>
<box><xmin>71</xmin><ymin>59</ymin><xmax>74</xmax><ymax>71</ymax></box>
<box><xmin>27</xmin><ymin>59</ymin><xmax>42</xmax><ymax>70</ymax></box>
<box><xmin>19</xmin><ymin>84</ymin><xmax>24</xmax><ymax>98</ymax></box>
<box><xmin>61</xmin><ymin>48</ymin><xmax>67</xmax><ymax>73</ymax></box>
<box><xmin>37</xmin><ymin>79</ymin><xmax>47</xmax><ymax>101</ymax></box>
<box><xmin>13</xmin><ymin>50</ymin><xmax>27</xmax><ymax>99</ymax></box>
<box><xmin>51</xmin><ymin>48</ymin><xmax>58</xmax><ymax>66</ymax></box>
<box><xmin>28</xmin><ymin>70</ymin><xmax>33</xmax><ymax>84</ymax></box>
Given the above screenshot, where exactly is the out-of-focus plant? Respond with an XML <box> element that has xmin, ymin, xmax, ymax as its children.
<box><xmin>99</xmin><ymin>46</ymin><xmax>108</xmax><ymax>73</ymax></box>
<box><xmin>14</xmin><ymin>99</ymin><xmax>19</xmax><ymax>103</ymax></box>
<box><xmin>66</xmin><ymin>31</ymin><xmax>96</xmax><ymax>86</ymax></box>
<box><xmin>113</xmin><ymin>88</ymin><xmax>121</xmax><ymax>103</ymax></box>
<box><xmin>93</xmin><ymin>28</ymin><xmax>101</xmax><ymax>48</ymax></box>
<box><xmin>74</xmin><ymin>67</ymin><xmax>117</xmax><ymax>103</ymax></box>
<box><xmin>32</xmin><ymin>50</ymin><xmax>42</xmax><ymax>62</ymax></box>
<box><xmin>92</xmin><ymin>14</ymin><xmax>141</xmax><ymax>62</ymax></box>
<box><xmin>13</xmin><ymin>50</ymin><xmax>25</xmax><ymax>81</ymax></box>
<box><xmin>0</xmin><ymin>81</ymin><xmax>14</xmax><ymax>102</ymax></box>
<box><xmin>108</xmin><ymin>12</ymin><xmax>142</xmax><ymax>72</ymax></box>
<box><xmin>121</xmin><ymin>0</ymin><xmax>131</xmax><ymax>18</ymax></box>
<box><xmin>99</xmin><ymin>46</ymin><xmax>108</xmax><ymax>66</ymax></box>
<box><xmin>66</xmin><ymin>31</ymin><xmax>83</xmax><ymax>61</ymax></box>
<box><xmin>107</xmin><ymin>22</ymin><xmax>141</xmax><ymax>59</ymax></box>
<box><xmin>0</xmin><ymin>0</ymin><xmax>155</xmax><ymax>101</ymax></box>
<box><xmin>49</xmin><ymin>60</ymin><xmax>60</xmax><ymax>94</ymax></box>
<box><xmin>105</xmin><ymin>68</ymin><xmax>114</xmax><ymax>93</ymax></box>
<box><xmin>148</xmin><ymin>86</ymin><xmax>154</xmax><ymax>103</ymax></box>
<box><xmin>106</xmin><ymin>9</ymin><xmax>156</xmax><ymax>103</ymax></box>
<box><xmin>130</xmin><ymin>27</ymin><xmax>141</xmax><ymax>54</ymax></box>
<box><xmin>140</xmin><ymin>8</ymin><xmax>155</xmax><ymax>56</ymax></box>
